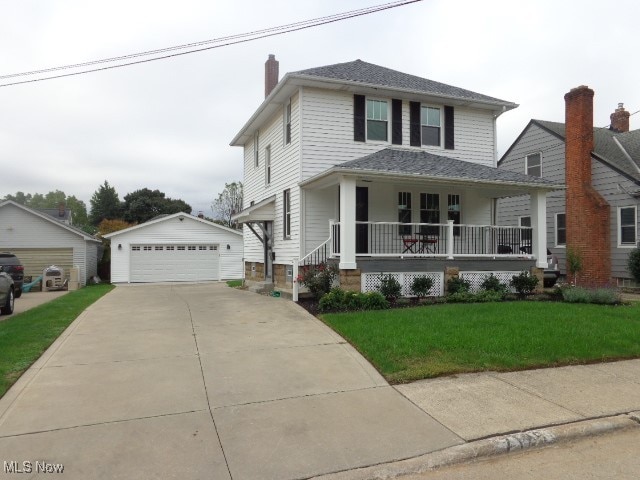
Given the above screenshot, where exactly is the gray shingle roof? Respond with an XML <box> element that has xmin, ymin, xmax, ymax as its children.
<box><xmin>294</xmin><ymin>60</ymin><xmax>516</xmax><ymax>107</ymax></box>
<box><xmin>335</xmin><ymin>148</ymin><xmax>559</xmax><ymax>187</ymax></box>
<box><xmin>534</xmin><ymin>120</ymin><xmax>640</xmax><ymax>182</ymax></box>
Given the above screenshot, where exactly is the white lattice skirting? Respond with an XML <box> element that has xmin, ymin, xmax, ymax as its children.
<box><xmin>361</xmin><ymin>272</ymin><xmax>444</xmax><ymax>297</ymax></box>
<box><xmin>459</xmin><ymin>271</ymin><xmax>522</xmax><ymax>293</ymax></box>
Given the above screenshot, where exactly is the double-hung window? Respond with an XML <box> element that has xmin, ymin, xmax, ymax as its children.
<box><xmin>265</xmin><ymin>146</ymin><xmax>271</xmax><ymax>186</ymax></box>
<box><xmin>421</xmin><ymin>106</ymin><xmax>441</xmax><ymax>146</ymax></box>
<box><xmin>526</xmin><ymin>153</ymin><xmax>541</xmax><ymax>177</ymax></box>
<box><xmin>519</xmin><ymin>216</ymin><xmax>532</xmax><ymax>245</ymax></box>
<box><xmin>367</xmin><ymin>99</ymin><xmax>388</xmax><ymax>141</ymax></box>
<box><xmin>556</xmin><ymin>213</ymin><xmax>566</xmax><ymax>246</ymax></box>
<box><xmin>448</xmin><ymin>194</ymin><xmax>461</xmax><ymax>235</ymax></box>
<box><xmin>619</xmin><ymin>206</ymin><xmax>637</xmax><ymax>246</ymax></box>
<box><xmin>398</xmin><ymin>191</ymin><xmax>412</xmax><ymax>235</ymax></box>
<box><xmin>283</xmin><ymin>189</ymin><xmax>291</xmax><ymax>239</ymax></box>
<box><xmin>253</xmin><ymin>131</ymin><xmax>260</xmax><ymax>167</ymax></box>
<box><xmin>420</xmin><ymin>193</ymin><xmax>440</xmax><ymax>235</ymax></box>
<box><xmin>284</xmin><ymin>99</ymin><xmax>292</xmax><ymax>145</ymax></box>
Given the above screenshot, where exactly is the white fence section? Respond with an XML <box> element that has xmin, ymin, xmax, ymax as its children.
<box><xmin>361</xmin><ymin>272</ymin><xmax>445</xmax><ymax>297</ymax></box>
<box><xmin>458</xmin><ymin>271</ymin><xmax>522</xmax><ymax>293</ymax></box>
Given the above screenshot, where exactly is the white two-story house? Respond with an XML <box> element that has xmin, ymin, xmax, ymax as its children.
<box><xmin>231</xmin><ymin>56</ymin><xmax>562</xmax><ymax>298</ymax></box>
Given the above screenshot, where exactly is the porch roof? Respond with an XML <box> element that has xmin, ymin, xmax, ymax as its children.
<box><xmin>300</xmin><ymin>148</ymin><xmax>565</xmax><ymax>193</ymax></box>
<box><xmin>230</xmin><ymin>195</ymin><xmax>276</xmax><ymax>223</ymax></box>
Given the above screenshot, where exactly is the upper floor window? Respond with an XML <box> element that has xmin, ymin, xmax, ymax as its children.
<box><xmin>526</xmin><ymin>153</ymin><xmax>541</xmax><ymax>177</ymax></box>
<box><xmin>265</xmin><ymin>146</ymin><xmax>271</xmax><ymax>186</ymax></box>
<box><xmin>421</xmin><ymin>106</ymin><xmax>441</xmax><ymax>146</ymax></box>
<box><xmin>253</xmin><ymin>131</ymin><xmax>260</xmax><ymax>168</ymax></box>
<box><xmin>284</xmin><ymin>99</ymin><xmax>292</xmax><ymax>145</ymax></box>
<box><xmin>619</xmin><ymin>206</ymin><xmax>637</xmax><ymax>247</ymax></box>
<box><xmin>556</xmin><ymin>213</ymin><xmax>566</xmax><ymax>246</ymax></box>
<box><xmin>367</xmin><ymin>99</ymin><xmax>388</xmax><ymax>141</ymax></box>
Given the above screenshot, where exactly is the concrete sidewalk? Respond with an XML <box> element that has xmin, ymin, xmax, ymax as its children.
<box><xmin>0</xmin><ymin>283</ymin><xmax>461</xmax><ymax>480</ymax></box>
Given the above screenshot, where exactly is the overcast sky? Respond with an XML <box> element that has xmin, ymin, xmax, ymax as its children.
<box><xmin>2</xmin><ymin>0</ymin><xmax>638</xmax><ymax>217</ymax></box>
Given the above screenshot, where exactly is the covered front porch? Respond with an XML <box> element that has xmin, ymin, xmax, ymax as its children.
<box><xmin>300</xmin><ymin>154</ymin><xmax>560</xmax><ymax>271</ymax></box>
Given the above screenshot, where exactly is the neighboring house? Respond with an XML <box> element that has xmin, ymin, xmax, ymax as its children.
<box><xmin>231</xmin><ymin>56</ymin><xmax>562</xmax><ymax>298</ymax></box>
<box><xmin>0</xmin><ymin>200</ymin><xmax>101</xmax><ymax>286</ymax></box>
<box><xmin>498</xmin><ymin>86</ymin><xmax>640</xmax><ymax>286</ymax></box>
<box><xmin>39</xmin><ymin>203</ymin><xmax>73</xmax><ymax>225</ymax></box>
<box><xmin>105</xmin><ymin>212</ymin><xmax>243</xmax><ymax>283</ymax></box>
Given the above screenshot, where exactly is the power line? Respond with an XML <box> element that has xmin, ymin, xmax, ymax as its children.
<box><xmin>0</xmin><ymin>0</ymin><xmax>422</xmax><ymax>87</ymax></box>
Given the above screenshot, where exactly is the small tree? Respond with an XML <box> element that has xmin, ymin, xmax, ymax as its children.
<box><xmin>566</xmin><ymin>246</ymin><xmax>583</xmax><ymax>286</ymax></box>
<box><xmin>212</xmin><ymin>181</ymin><xmax>243</xmax><ymax>229</ymax></box>
<box><xmin>628</xmin><ymin>247</ymin><xmax>640</xmax><ymax>284</ymax></box>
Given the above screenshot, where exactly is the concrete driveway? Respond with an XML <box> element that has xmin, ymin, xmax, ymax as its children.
<box><xmin>0</xmin><ymin>283</ymin><xmax>461</xmax><ymax>480</ymax></box>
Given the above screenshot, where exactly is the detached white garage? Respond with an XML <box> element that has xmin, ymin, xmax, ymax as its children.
<box><xmin>105</xmin><ymin>213</ymin><xmax>243</xmax><ymax>283</ymax></box>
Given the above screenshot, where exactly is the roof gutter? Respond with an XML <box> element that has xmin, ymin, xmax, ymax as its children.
<box><xmin>299</xmin><ymin>166</ymin><xmax>564</xmax><ymax>191</ymax></box>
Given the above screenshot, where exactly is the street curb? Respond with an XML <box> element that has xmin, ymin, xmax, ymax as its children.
<box><xmin>310</xmin><ymin>413</ymin><xmax>640</xmax><ymax>480</ymax></box>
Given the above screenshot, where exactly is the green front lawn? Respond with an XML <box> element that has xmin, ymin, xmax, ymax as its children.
<box><xmin>0</xmin><ymin>284</ymin><xmax>115</xmax><ymax>398</ymax></box>
<box><xmin>321</xmin><ymin>302</ymin><xmax>640</xmax><ymax>383</ymax></box>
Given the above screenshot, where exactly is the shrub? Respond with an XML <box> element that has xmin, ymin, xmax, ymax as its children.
<box><xmin>590</xmin><ymin>288</ymin><xmax>622</xmax><ymax>305</ymax></box>
<box><xmin>562</xmin><ymin>286</ymin><xmax>622</xmax><ymax>305</ymax></box>
<box><xmin>378</xmin><ymin>274</ymin><xmax>402</xmax><ymax>301</ymax></box>
<box><xmin>411</xmin><ymin>276</ymin><xmax>433</xmax><ymax>299</ymax></box>
<box><xmin>447</xmin><ymin>277</ymin><xmax>470</xmax><ymax>295</ymax></box>
<box><xmin>318</xmin><ymin>288</ymin><xmax>389</xmax><ymax>312</ymax></box>
<box><xmin>510</xmin><ymin>271</ymin><xmax>539</xmax><ymax>297</ymax></box>
<box><xmin>447</xmin><ymin>290</ymin><xmax>504</xmax><ymax>304</ymax></box>
<box><xmin>481</xmin><ymin>274</ymin><xmax>507</xmax><ymax>294</ymax></box>
<box><xmin>628</xmin><ymin>248</ymin><xmax>640</xmax><ymax>284</ymax></box>
<box><xmin>561</xmin><ymin>286</ymin><xmax>591</xmax><ymax>303</ymax></box>
<box><xmin>296</xmin><ymin>262</ymin><xmax>338</xmax><ymax>300</ymax></box>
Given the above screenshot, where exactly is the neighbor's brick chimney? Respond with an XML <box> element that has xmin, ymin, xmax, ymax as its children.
<box><xmin>265</xmin><ymin>54</ymin><xmax>279</xmax><ymax>98</ymax></box>
<box><xmin>58</xmin><ymin>202</ymin><xmax>65</xmax><ymax>218</ymax></box>
<box><xmin>610</xmin><ymin>103</ymin><xmax>630</xmax><ymax>133</ymax></box>
<box><xmin>564</xmin><ymin>85</ymin><xmax>611</xmax><ymax>286</ymax></box>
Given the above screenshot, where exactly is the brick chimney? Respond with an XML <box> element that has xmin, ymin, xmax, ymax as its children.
<box><xmin>610</xmin><ymin>103</ymin><xmax>630</xmax><ymax>133</ymax></box>
<box><xmin>564</xmin><ymin>85</ymin><xmax>611</xmax><ymax>286</ymax></box>
<box><xmin>58</xmin><ymin>202</ymin><xmax>65</xmax><ymax>218</ymax></box>
<box><xmin>264</xmin><ymin>54</ymin><xmax>279</xmax><ymax>98</ymax></box>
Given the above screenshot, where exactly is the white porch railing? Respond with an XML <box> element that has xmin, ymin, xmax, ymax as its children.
<box><xmin>329</xmin><ymin>220</ymin><xmax>534</xmax><ymax>259</ymax></box>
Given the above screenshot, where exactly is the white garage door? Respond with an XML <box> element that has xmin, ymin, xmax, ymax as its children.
<box><xmin>130</xmin><ymin>244</ymin><xmax>220</xmax><ymax>282</ymax></box>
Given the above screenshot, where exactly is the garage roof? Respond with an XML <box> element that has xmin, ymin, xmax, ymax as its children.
<box><xmin>103</xmin><ymin>212</ymin><xmax>243</xmax><ymax>238</ymax></box>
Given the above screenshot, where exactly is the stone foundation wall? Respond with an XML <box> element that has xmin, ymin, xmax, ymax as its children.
<box><xmin>273</xmin><ymin>264</ymin><xmax>293</xmax><ymax>288</ymax></box>
<box><xmin>339</xmin><ymin>269</ymin><xmax>362</xmax><ymax>292</ymax></box>
<box><xmin>245</xmin><ymin>261</ymin><xmax>265</xmax><ymax>279</ymax></box>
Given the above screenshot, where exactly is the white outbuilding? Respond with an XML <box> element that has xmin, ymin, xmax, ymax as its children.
<box><xmin>105</xmin><ymin>213</ymin><xmax>243</xmax><ymax>283</ymax></box>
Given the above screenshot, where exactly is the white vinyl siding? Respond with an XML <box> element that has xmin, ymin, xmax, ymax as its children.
<box><xmin>242</xmin><ymin>91</ymin><xmax>301</xmax><ymax>265</ymax></box>
<box><xmin>0</xmin><ymin>203</ymin><xmax>99</xmax><ymax>285</ymax></box>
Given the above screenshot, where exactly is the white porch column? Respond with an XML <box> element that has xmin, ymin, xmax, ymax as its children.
<box><xmin>339</xmin><ymin>176</ymin><xmax>357</xmax><ymax>269</ymax></box>
<box><xmin>530</xmin><ymin>190</ymin><xmax>548</xmax><ymax>268</ymax></box>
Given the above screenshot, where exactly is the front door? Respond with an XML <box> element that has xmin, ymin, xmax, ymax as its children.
<box><xmin>356</xmin><ymin>187</ymin><xmax>368</xmax><ymax>254</ymax></box>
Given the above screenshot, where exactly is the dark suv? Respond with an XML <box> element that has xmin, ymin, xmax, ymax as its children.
<box><xmin>0</xmin><ymin>253</ymin><xmax>24</xmax><ymax>298</ymax></box>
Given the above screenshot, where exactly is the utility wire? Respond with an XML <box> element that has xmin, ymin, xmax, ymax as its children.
<box><xmin>0</xmin><ymin>0</ymin><xmax>422</xmax><ymax>87</ymax></box>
